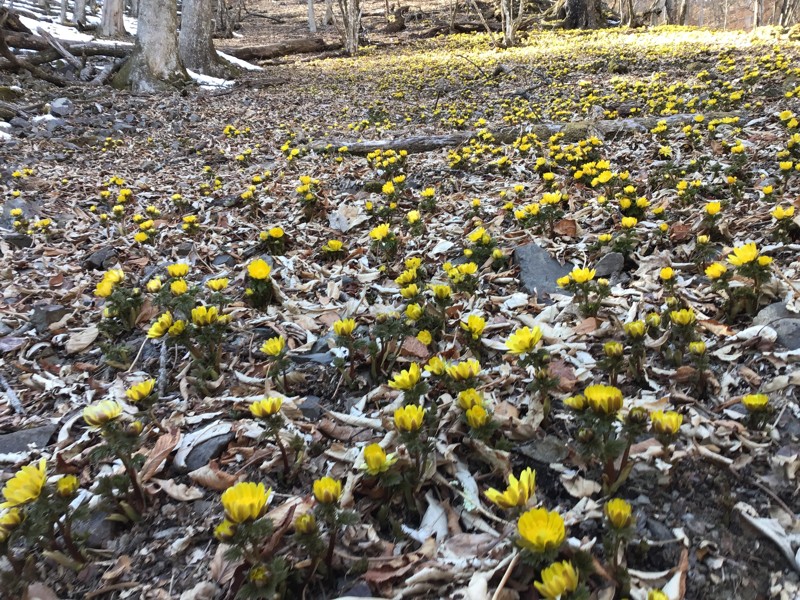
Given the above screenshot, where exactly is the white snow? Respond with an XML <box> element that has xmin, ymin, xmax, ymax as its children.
<box><xmin>187</xmin><ymin>70</ymin><xmax>235</xmax><ymax>89</ymax></box>
<box><xmin>32</xmin><ymin>114</ymin><xmax>60</xmax><ymax>123</ymax></box>
<box><xmin>217</xmin><ymin>51</ymin><xmax>263</xmax><ymax>71</ymax></box>
<box><xmin>18</xmin><ymin>15</ymin><xmax>95</xmax><ymax>42</ymax></box>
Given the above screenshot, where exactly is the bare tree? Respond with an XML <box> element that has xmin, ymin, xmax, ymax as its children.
<box><xmin>337</xmin><ymin>0</ymin><xmax>361</xmax><ymax>54</ymax></box>
<box><xmin>545</xmin><ymin>0</ymin><xmax>605</xmax><ymax>28</ymax></box>
<box><xmin>101</xmin><ymin>0</ymin><xmax>127</xmax><ymax>36</ymax></box>
<box><xmin>74</xmin><ymin>0</ymin><xmax>87</xmax><ymax>26</ymax></box>
<box><xmin>324</xmin><ymin>0</ymin><xmax>334</xmax><ymax>25</ymax></box>
<box><xmin>500</xmin><ymin>0</ymin><xmax>524</xmax><ymax>45</ymax></box>
<box><xmin>754</xmin><ymin>0</ymin><xmax>764</xmax><ymax>25</ymax></box>
<box><xmin>678</xmin><ymin>0</ymin><xmax>688</xmax><ymax>23</ymax></box>
<box><xmin>113</xmin><ymin>0</ymin><xmax>187</xmax><ymax>91</ymax></box>
<box><xmin>308</xmin><ymin>0</ymin><xmax>317</xmax><ymax>32</ymax></box>
<box><xmin>622</xmin><ymin>0</ymin><xmax>635</xmax><ymax>25</ymax></box>
<box><xmin>180</xmin><ymin>0</ymin><xmax>233</xmax><ymax>77</ymax></box>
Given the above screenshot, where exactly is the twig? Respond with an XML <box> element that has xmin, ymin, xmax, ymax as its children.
<box><xmin>453</xmin><ymin>53</ymin><xmax>491</xmax><ymax>79</ymax></box>
<box><xmin>157</xmin><ymin>340</ymin><xmax>168</xmax><ymax>398</ymax></box>
<box><xmin>125</xmin><ymin>336</ymin><xmax>148</xmax><ymax>373</ymax></box>
<box><xmin>0</xmin><ymin>371</ymin><xmax>26</xmax><ymax>414</ymax></box>
<box><xmin>490</xmin><ymin>551</ymin><xmax>519</xmax><ymax>600</ymax></box>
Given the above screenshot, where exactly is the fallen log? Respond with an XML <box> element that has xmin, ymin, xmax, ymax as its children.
<box><xmin>5</xmin><ymin>31</ymin><xmax>131</xmax><ymax>58</ymax></box>
<box><xmin>0</xmin><ymin>26</ymin><xmax>68</xmax><ymax>87</ymax></box>
<box><xmin>36</xmin><ymin>26</ymin><xmax>81</xmax><ymax>70</ymax></box>
<box><xmin>310</xmin><ymin>112</ymin><xmax>746</xmax><ymax>155</ymax></box>
<box><xmin>219</xmin><ymin>37</ymin><xmax>343</xmax><ymax>61</ymax></box>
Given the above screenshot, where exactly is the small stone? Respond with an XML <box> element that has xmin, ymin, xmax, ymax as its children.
<box><xmin>299</xmin><ymin>396</ymin><xmax>323</xmax><ymax>420</ymax></box>
<box><xmin>83</xmin><ymin>247</ymin><xmax>116</xmax><ymax>270</ymax></box>
<box><xmin>4</xmin><ymin>233</ymin><xmax>32</xmax><ymax>249</ymax></box>
<box><xmin>30</xmin><ymin>304</ymin><xmax>69</xmax><ymax>333</ymax></box>
<box><xmin>0</xmin><ymin>424</ymin><xmax>56</xmax><ymax>454</ymax></box>
<box><xmin>753</xmin><ymin>302</ymin><xmax>794</xmax><ymax>326</ymax></box>
<box><xmin>514</xmin><ymin>243</ymin><xmax>571</xmax><ymax>298</ymax></box>
<box><xmin>182</xmin><ymin>433</ymin><xmax>234</xmax><ymax>472</ymax></box>
<box><xmin>175</xmin><ymin>242</ymin><xmax>194</xmax><ymax>257</ymax></box>
<box><xmin>9</xmin><ymin>117</ymin><xmax>29</xmax><ymax>129</ymax></box>
<box><xmin>772</xmin><ymin>319</ymin><xmax>800</xmax><ymax>350</ymax></box>
<box><xmin>291</xmin><ymin>352</ymin><xmax>334</xmax><ymax>365</ymax></box>
<box><xmin>44</xmin><ymin>118</ymin><xmax>66</xmax><ymax>132</ymax></box>
<box><xmin>595</xmin><ymin>252</ymin><xmax>625</xmax><ymax>278</ymax></box>
<box><xmin>49</xmin><ymin>97</ymin><xmax>74</xmax><ymax>117</ymax></box>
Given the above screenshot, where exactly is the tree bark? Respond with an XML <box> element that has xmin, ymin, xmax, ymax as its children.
<box><xmin>753</xmin><ymin>0</ymin><xmax>763</xmax><ymax>27</ymax></box>
<box><xmin>180</xmin><ymin>0</ymin><xmax>233</xmax><ymax>77</ymax></box>
<box><xmin>500</xmin><ymin>0</ymin><xmax>524</xmax><ymax>45</ymax></box>
<box><xmin>337</xmin><ymin>0</ymin><xmax>361</xmax><ymax>54</ymax></box>
<box><xmin>219</xmin><ymin>37</ymin><xmax>342</xmax><ymax>60</ymax></box>
<box><xmin>546</xmin><ymin>0</ymin><xmax>604</xmax><ymax>29</ymax></box>
<box><xmin>74</xmin><ymin>0</ymin><xmax>87</xmax><ymax>26</ymax></box>
<box><xmin>101</xmin><ymin>0</ymin><xmax>126</xmax><ymax>36</ymax></box>
<box><xmin>308</xmin><ymin>0</ymin><xmax>317</xmax><ymax>31</ymax></box>
<box><xmin>677</xmin><ymin>0</ymin><xmax>688</xmax><ymax>24</ymax></box>
<box><xmin>324</xmin><ymin>0</ymin><xmax>334</xmax><ymax>25</ymax></box>
<box><xmin>113</xmin><ymin>0</ymin><xmax>187</xmax><ymax>91</ymax></box>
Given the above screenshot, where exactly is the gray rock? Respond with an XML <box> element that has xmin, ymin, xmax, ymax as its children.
<box><xmin>49</xmin><ymin>97</ymin><xmax>74</xmax><ymax>117</ymax></box>
<box><xmin>299</xmin><ymin>396</ymin><xmax>323</xmax><ymax>420</ymax></box>
<box><xmin>0</xmin><ymin>424</ymin><xmax>56</xmax><ymax>453</ymax></box>
<box><xmin>3</xmin><ymin>233</ymin><xmax>32</xmax><ymax>249</ymax></box>
<box><xmin>772</xmin><ymin>319</ymin><xmax>800</xmax><ymax>350</ymax></box>
<box><xmin>595</xmin><ymin>252</ymin><xmax>625</xmax><ymax>278</ymax></box>
<box><xmin>514</xmin><ymin>243</ymin><xmax>571</xmax><ymax>297</ymax></box>
<box><xmin>182</xmin><ymin>433</ymin><xmax>234</xmax><ymax>472</ymax></box>
<box><xmin>44</xmin><ymin>118</ymin><xmax>66</xmax><ymax>132</ymax></box>
<box><xmin>211</xmin><ymin>254</ymin><xmax>234</xmax><ymax>268</ymax></box>
<box><xmin>754</xmin><ymin>302</ymin><xmax>794</xmax><ymax>326</ymax></box>
<box><xmin>9</xmin><ymin>117</ymin><xmax>29</xmax><ymax>129</ymax></box>
<box><xmin>291</xmin><ymin>352</ymin><xmax>334</xmax><ymax>365</ymax></box>
<box><xmin>30</xmin><ymin>304</ymin><xmax>69</xmax><ymax>333</ymax></box>
<box><xmin>175</xmin><ymin>242</ymin><xmax>194</xmax><ymax>257</ymax></box>
<box><xmin>83</xmin><ymin>247</ymin><xmax>116</xmax><ymax>270</ymax></box>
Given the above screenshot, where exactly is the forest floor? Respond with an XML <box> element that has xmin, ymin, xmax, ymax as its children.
<box><xmin>0</xmin><ymin>2</ymin><xmax>799</xmax><ymax>600</ymax></box>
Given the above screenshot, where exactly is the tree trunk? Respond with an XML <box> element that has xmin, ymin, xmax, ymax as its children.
<box><xmin>60</xmin><ymin>0</ymin><xmax>67</xmax><ymax>24</ymax></box>
<box><xmin>113</xmin><ymin>0</ymin><xmax>187</xmax><ymax>91</ymax></box>
<box><xmin>337</xmin><ymin>0</ymin><xmax>361</xmax><ymax>54</ymax></box>
<box><xmin>101</xmin><ymin>0</ymin><xmax>126</xmax><ymax>36</ymax></box>
<box><xmin>129</xmin><ymin>0</ymin><xmax>140</xmax><ymax>17</ymax></box>
<box><xmin>308</xmin><ymin>0</ymin><xmax>317</xmax><ymax>32</ymax></box>
<box><xmin>324</xmin><ymin>0</ymin><xmax>334</xmax><ymax>25</ymax></box>
<box><xmin>547</xmin><ymin>0</ymin><xmax>604</xmax><ymax>29</ymax></box>
<box><xmin>677</xmin><ymin>0</ymin><xmax>688</xmax><ymax>24</ymax></box>
<box><xmin>500</xmin><ymin>0</ymin><xmax>524</xmax><ymax>45</ymax></box>
<box><xmin>753</xmin><ymin>0</ymin><xmax>763</xmax><ymax>27</ymax></box>
<box><xmin>623</xmin><ymin>0</ymin><xmax>634</xmax><ymax>25</ymax></box>
<box><xmin>74</xmin><ymin>0</ymin><xmax>87</xmax><ymax>25</ymax></box>
<box><xmin>180</xmin><ymin>0</ymin><xmax>232</xmax><ymax>77</ymax></box>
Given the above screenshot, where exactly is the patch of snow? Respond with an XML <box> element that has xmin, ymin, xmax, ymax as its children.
<box><xmin>0</xmin><ymin>131</ymin><xmax>13</xmax><ymax>143</ymax></box>
<box><xmin>123</xmin><ymin>15</ymin><xmax>139</xmax><ymax>35</ymax></box>
<box><xmin>217</xmin><ymin>51</ymin><xmax>263</xmax><ymax>71</ymax></box>
<box><xmin>18</xmin><ymin>15</ymin><xmax>94</xmax><ymax>43</ymax></box>
<box><xmin>32</xmin><ymin>114</ymin><xmax>60</xmax><ymax>124</ymax></box>
<box><xmin>187</xmin><ymin>70</ymin><xmax>235</xmax><ymax>89</ymax></box>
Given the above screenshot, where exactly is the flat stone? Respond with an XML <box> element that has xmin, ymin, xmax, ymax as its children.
<box><xmin>44</xmin><ymin>118</ymin><xmax>66</xmax><ymax>132</ymax></box>
<box><xmin>182</xmin><ymin>433</ymin><xmax>234</xmax><ymax>472</ymax></box>
<box><xmin>595</xmin><ymin>252</ymin><xmax>625</xmax><ymax>278</ymax></box>
<box><xmin>175</xmin><ymin>242</ymin><xmax>194</xmax><ymax>257</ymax></box>
<box><xmin>30</xmin><ymin>304</ymin><xmax>69</xmax><ymax>333</ymax></box>
<box><xmin>3</xmin><ymin>233</ymin><xmax>32</xmax><ymax>248</ymax></box>
<box><xmin>49</xmin><ymin>97</ymin><xmax>74</xmax><ymax>117</ymax></box>
<box><xmin>0</xmin><ymin>424</ymin><xmax>56</xmax><ymax>454</ymax></box>
<box><xmin>291</xmin><ymin>352</ymin><xmax>334</xmax><ymax>365</ymax></box>
<box><xmin>298</xmin><ymin>396</ymin><xmax>323</xmax><ymax>420</ymax></box>
<box><xmin>772</xmin><ymin>319</ymin><xmax>800</xmax><ymax>350</ymax></box>
<box><xmin>9</xmin><ymin>117</ymin><xmax>29</xmax><ymax>129</ymax></box>
<box><xmin>83</xmin><ymin>247</ymin><xmax>116</xmax><ymax>271</ymax></box>
<box><xmin>754</xmin><ymin>302</ymin><xmax>794</xmax><ymax>327</ymax></box>
<box><xmin>514</xmin><ymin>243</ymin><xmax>571</xmax><ymax>298</ymax></box>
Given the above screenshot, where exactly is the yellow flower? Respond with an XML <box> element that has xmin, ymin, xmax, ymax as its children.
<box><xmin>563</xmin><ymin>394</ymin><xmax>587</xmax><ymax>411</ymax></box>
<box><xmin>313</xmin><ymin>477</ymin><xmax>342</xmax><ymax>504</ymax></box>
<box><xmin>742</xmin><ymin>393</ymin><xmax>769</xmax><ymax>412</ymax></box>
<box><xmin>269</xmin><ymin>227</ymin><xmax>284</xmax><ymax>239</ymax></box>
<box><xmin>407</xmin><ymin>210</ymin><xmax>421</xmax><ymax>224</ymax></box>
<box><xmin>445</xmin><ymin>359</ymin><xmax>481</xmax><ymax>381</ymax></box>
<box><xmin>556</xmin><ymin>276</ymin><xmax>571</xmax><ymax>288</ymax></box>
<box><xmin>0</xmin><ymin>459</ymin><xmax>47</xmax><ymax>509</ymax></box>
<box><xmin>294</xmin><ymin>513</ymin><xmax>317</xmax><ymax>534</ymax></box>
<box><xmin>146</xmin><ymin>277</ymin><xmax>162</xmax><ymax>293</ymax></box>
<box><xmin>333</xmin><ymin>318</ymin><xmax>356</xmax><ymax>337</ymax></box>
<box><xmin>485</xmin><ymin>468</ymin><xmax>535</xmax><ymax>509</ymax></box>
<box><xmin>648</xmin><ymin>591</ymin><xmax>669</xmax><ymax>600</ymax></box>
<box><xmin>94</xmin><ymin>279</ymin><xmax>115</xmax><ymax>298</ymax></box>
<box><xmin>323</xmin><ymin>239</ymin><xmax>344</xmax><ymax>253</ymax></box>
<box><xmin>369</xmin><ymin>223</ymin><xmax>391</xmax><ymax>241</ymax></box>
<box><xmin>669</xmin><ymin>308</ymin><xmax>696</xmax><ymax>326</ymax></box>
<box><xmin>651</xmin><ymin>410</ymin><xmax>683</xmax><ymax>435</ymax></box>
<box><xmin>430</xmin><ymin>284</ymin><xmax>452</xmax><ymax>301</ymax></box>
<box><xmin>705</xmin><ymin>201</ymin><xmax>722</xmax><ymax>216</ymax></box>
<box><xmin>148</xmin><ymin>312</ymin><xmax>174</xmax><ymax>338</ymax></box>
<box><xmin>250</xmin><ymin>397</ymin><xmax>283</xmax><ymax>418</ymax></box>
<box><xmin>396</xmin><ymin>269</ymin><xmax>417</xmax><ymax>286</ymax></box>
<box><xmin>167</xmin><ymin>263</ymin><xmax>189</xmax><ymax>278</ymax></box>
<box><xmin>605</xmin><ymin>498</ymin><xmax>633</xmax><ymax>529</ymax></box>
<box><xmin>457</xmin><ymin>388</ymin><xmax>483</xmax><ymax>410</ymax></box>
<box><xmin>705</xmin><ymin>263</ymin><xmax>728</xmax><ymax>279</ymax></box>
<box><xmin>191</xmin><ymin>305</ymin><xmax>218</xmax><ymax>326</ymax></box>
<box><xmin>465</xmin><ymin>404</ymin><xmax>490</xmax><ymax>428</ymax></box>
<box><xmin>388</xmin><ymin>363</ymin><xmax>421</xmax><ymax>391</ymax></box>
<box><xmin>248</xmin><ymin>258</ymin><xmax>272</xmax><ymax>280</ymax></box>
<box><xmin>620</xmin><ymin>216</ymin><xmax>638</xmax><ymax>228</ymax></box>
<box><xmin>221</xmin><ymin>482</ymin><xmax>270</xmax><ymax>523</ymax></box>
<box><xmin>56</xmin><ymin>475</ymin><xmax>79</xmax><ymax>497</ymax></box>
<box><xmin>604</xmin><ymin>341</ymin><xmax>623</xmax><ymax>357</ymax></box>
<box><xmin>467</xmin><ymin>227</ymin><xmax>487</xmax><ymax>243</ymax></box>
<box><xmin>584</xmin><ymin>385</ymin><xmax>623</xmax><ymax>415</ymax></box>
<box><xmin>659</xmin><ymin>267</ymin><xmax>674</xmax><ymax>281</ymax></box>
<box><xmin>417</xmin><ymin>330</ymin><xmax>432</xmax><ymax>345</ymax></box>
<box><xmin>534</xmin><ymin>560</ymin><xmax>579</xmax><ymax>600</ymax></box>
<box><xmin>0</xmin><ymin>509</ymin><xmax>22</xmax><ymax>542</ymax></box>
<box><xmin>405</xmin><ymin>303</ymin><xmax>424</xmax><ymax>321</ymax></box>
<box><xmin>517</xmin><ymin>507</ymin><xmax>565</xmax><ymax>553</ymax></box>
<box><xmin>758</xmin><ymin>255</ymin><xmax>773</xmax><ymax>267</ymax></box>
<box><xmin>425</xmin><ymin>356</ymin><xmax>447</xmax><ymax>376</ymax></box>
<box><xmin>362</xmin><ymin>444</ymin><xmax>396</xmax><ymax>475</ymax></box>
<box><xmin>261</xmin><ymin>336</ymin><xmax>286</xmax><ymax>357</ymax></box>
<box><xmin>394</xmin><ymin>405</ymin><xmax>426</xmax><ymax>432</ymax></box>
<box><xmin>126</xmin><ymin>379</ymin><xmax>155</xmax><ymax>402</ymax></box>
<box><xmin>382</xmin><ymin>181</ymin><xmax>395</xmax><ymax>196</ymax></box>
<box><xmin>771</xmin><ymin>205</ymin><xmax>795</xmax><ymax>220</ymax></box>
<box><xmin>727</xmin><ymin>242</ymin><xmax>759</xmax><ymax>266</ymax></box>
<box><xmin>133</xmin><ymin>232</ymin><xmax>149</xmax><ymax>243</ymax></box>
<box><xmin>169</xmin><ymin>320</ymin><xmax>186</xmax><ymax>337</ymax></box>
<box><xmin>505</xmin><ymin>326</ymin><xmax>543</xmax><ymax>355</ymax></box>
<box><xmin>400</xmin><ymin>284</ymin><xmax>420</xmax><ymax>299</ymax></box>
<box><xmin>170</xmin><ymin>279</ymin><xmax>188</xmax><ymax>296</ymax></box>
<box><xmin>83</xmin><ymin>400</ymin><xmax>123</xmax><ymax>428</ymax></box>
<box><xmin>689</xmin><ymin>340</ymin><xmax>706</xmax><ymax>355</ymax></box>
<box><xmin>214</xmin><ymin>519</ymin><xmax>236</xmax><ymax>540</ymax></box>
<box><xmin>570</xmin><ymin>267</ymin><xmax>595</xmax><ymax>284</ymax></box>
<box><xmin>207</xmin><ymin>278</ymin><xmax>229</xmax><ymax>291</ymax></box>
<box><xmin>460</xmin><ymin>314</ymin><xmax>486</xmax><ymax>340</ymax></box>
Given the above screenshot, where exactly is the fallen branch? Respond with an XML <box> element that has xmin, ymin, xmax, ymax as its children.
<box><xmin>0</xmin><ymin>371</ymin><xmax>26</xmax><ymax>414</ymax></box>
<box><xmin>0</xmin><ymin>26</ymin><xmax>68</xmax><ymax>87</ymax></box>
<box><xmin>219</xmin><ymin>37</ymin><xmax>343</xmax><ymax>61</ymax></box>
<box><xmin>311</xmin><ymin>112</ymin><xmax>747</xmax><ymax>155</ymax></box>
<box><xmin>5</xmin><ymin>31</ymin><xmax>132</xmax><ymax>59</ymax></box>
<box><xmin>36</xmin><ymin>26</ymin><xmax>81</xmax><ymax>70</ymax></box>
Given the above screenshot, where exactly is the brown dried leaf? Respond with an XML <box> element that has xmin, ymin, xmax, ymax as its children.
<box><xmin>140</xmin><ymin>428</ymin><xmax>182</xmax><ymax>483</ymax></box>
<box><xmin>401</xmin><ymin>335</ymin><xmax>430</xmax><ymax>360</ymax></box>
<box><xmin>149</xmin><ymin>478</ymin><xmax>204</xmax><ymax>501</ymax></box>
<box><xmin>188</xmin><ymin>460</ymin><xmax>239</xmax><ymax>491</ymax></box>
<box><xmin>553</xmin><ymin>218</ymin><xmax>577</xmax><ymax>237</ymax></box>
<box><xmin>101</xmin><ymin>555</ymin><xmax>132</xmax><ymax>581</ymax></box>
<box><xmin>549</xmin><ymin>359</ymin><xmax>577</xmax><ymax>392</ymax></box>
<box><xmin>65</xmin><ymin>325</ymin><xmax>99</xmax><ymax>355</ymax></box>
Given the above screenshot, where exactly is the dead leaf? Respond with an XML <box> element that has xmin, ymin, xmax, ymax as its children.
<box><xmin>549</xmin><ymin>359</ymin><xmax>577</xmax><ymax>392</ymax></box>
<box><xmin>140</xmin><ymin>428</ymin><xmax>182</xmax><ymax>483</ymax></box>
<box><xmin>574</xmin><ymin>317</ymin><xmax>600</xmax><ymax>336</ymax></box>
<box><xmin>561</xmin><ymin>472</ymin><xmax>601</xmax><ymax>498</ymax></box>
<box><xmin>209</xmin><ymin>544</ymin><xmax>239</xmax><ymax>585</ymax></box>
<box><xmin>698</xmin><ymin>319</ymin><xmax>735</xmax><ymax>337</ymax></box>
<box><xmin>102</xmin><ymin>555</ymin><xmax>132</xmax><ymax>581</ymax></box>
<box><xmin>23</xmin><ymin>583</ymin><xmax>60</xmax><ymax>600</ymax></box>
<box><xmin>189</xmin><ymin>460</ymin><xmax>239</xmax><ymax>491</ymax></box>
<box><xmin>553</xmin><ymin>218</ymin><xmax>577</xmax><ymax>237</ymax></box>
<box><xmin>149</xmin><ymin>478</ymin><xmax>204</xmax><ymax>501</ymax></box>
<box><xmin>669</xmin><ymin>222</ymin><xmax>692</xmax><ymax>242</ymax></box>
<box><xmin>65</xmin><ymin>325</ymin><xmax>100</xmax><ymax>354</ymax></box>
<box><xmin>401</xmin><ymin>335</ymin><xmax>430</xmax><ymax>360</ymax></box>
